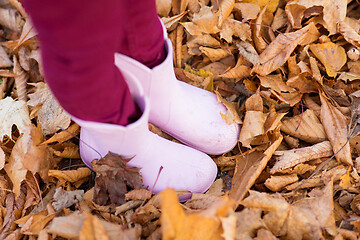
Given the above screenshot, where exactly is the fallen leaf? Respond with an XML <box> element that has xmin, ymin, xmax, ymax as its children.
<box><xmin>218</xmin><ymin>0</ymin><xmax>235</xmax><ymax>27</ymax></box>
<box><xmin>252</xmin><ymin>22</ymin><xmax>319</xmax><ymax>76</ymax></box>
<box><xmin>199</xmin><ymin>46</ymin><xmax>231</xmax><ymax>62</ymax></box>
<box><xmin>161</xmin><ymin>188</ymin><xmax>233</xmax><ymax>240</ymax></box>
<box><xmin>79</xmin><ymin>213</ymin><xmax>110</xmax><ymax>240</ymax></box>
<box><xmin>320</xmin><ymin>92</ymin><xmax>352</xmax><ymax>165</ymax></box>
<box><xmin>259</xmin><ymin>74</ymin><xmax>302</xmax><ymax>106</ymax></box>
<box><xmin>220</xmin><ymin>213</ymin><xmax>236</xmax><ymax>240</ymax></box>
<box><xmin>230</xmin><ymin>133</ymin><xmax>283</xmax><ymax>207</ymax></box>
<box><xmin>280</xmin><ymin>109</ymin><xmax>327</xmax><ymax>143</ymax></box>
<box><xmin>0</xmin><ymin>147</ymin><xmax>5</xmax><ymax>170</ymax></box>
<box><xmin>92</xmin><ymin>152</ymin><xmax>142</xmax><ymax>205</ymax></box>
<box><xmin>264</xmin><ymin>174</ymin><xmax>299</xmax><ymax>191</ymax></box>
<box><xmin>234</xmin><ymin>3</ymin><xmax>260</xmax><ymax>21</ymax></box>
<box><xmin>15</xmin><ymin>211</ymin><xmax>56</xmax><ymax>236</ymax></box>
<box><xmin>215</xmin><ymin>91</ymin><xmax>242</xmax><ymax>124</ymax></box>
<box><xmin>47</xmin><ymin>212</ymin><xmax>139</xmax><ymax>240</ymax></box>
<box><xmin>310</xmin><ymin>42</ymin><xmax>347</xmax><ymax>77</ymax></box>
<box><xmin>271</xmin><ymin>141</ymin><xmax>333</xmax><ymax>173</ymax></box>
<box><xmin>125</xmin><ymin>189</ymin><xmax>152</xmax><ymax>201</ymax></box>
<box><xmin>220</xmin><ymin>19</ymin><xmax>250</xmax><ymax>43</ymax></box>
<box><xmin>48</xmin><ymin>167</ymin><xmax>91</xmax><ymax>183</ymax></box>
<box><xmin>339</xmin><ymin>21</ymin><xmax>360</xmax><ymax>51</ymax></box>
<box><xmin>0</xmin><ymin>97</ymin><xmax>31</xmax><ymax>141</ymax></box>
<box><xmin>52</xmin><ymin>188</ymin><xmax>84</xmax><ymax>212</ymax></box>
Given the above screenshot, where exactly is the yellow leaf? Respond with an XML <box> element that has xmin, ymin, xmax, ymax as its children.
<box><xmin>339</xmin><ymin>168</ymin><xmax>355</xmax><ymax>189</ymax></box>
<box><xmin>310</xmin><ymin>42</ymin><xmax>347</xmax><ymax>77</ymax></box>
<box><xmin>242</xmin><ymin>0</ymin><xmax>279</xmax><ymax>13</ymax></box>
<box><xmin>161</xmin><ymin>188</ymin><xmax>233</xmax><ymax>240</ymax></box>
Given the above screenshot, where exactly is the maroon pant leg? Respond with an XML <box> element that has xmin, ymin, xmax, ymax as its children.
<box><xmin>23</xmin><ymin>0</ymin><xmax>165</xmax><ymax>125</ymax></box>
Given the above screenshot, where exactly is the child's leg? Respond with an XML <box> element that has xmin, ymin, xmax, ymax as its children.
<box><xmin>23</xmin><ymin>0</ymin><xmax>141</xmax><ymax>125</ymax></box>
<box><xmin>115</xmin><ymin>0</ymin><xmax>167</xmax><ymax>68</ymax></box>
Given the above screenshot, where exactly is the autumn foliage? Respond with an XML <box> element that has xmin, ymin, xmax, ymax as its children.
<box><xmin>0</xmin><ymin>0</ymin><xmax>360</xmax><ymax>239</ymax></box>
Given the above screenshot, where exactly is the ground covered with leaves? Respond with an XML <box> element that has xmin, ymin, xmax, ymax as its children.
<box><xmin>0</xmin><ymin>0</ymin><xmax>360</xmax><ymax>239</ymax></box>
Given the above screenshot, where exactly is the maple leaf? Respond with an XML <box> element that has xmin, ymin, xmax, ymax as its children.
<box><xmin>92</xmin><ymin>152</ymin><xmax>143</xmax><ymax>205</ymax></box>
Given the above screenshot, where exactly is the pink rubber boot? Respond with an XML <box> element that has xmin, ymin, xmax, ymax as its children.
<box><xmin>71</xmin><ymin>68</ymin><xmax>217</xmax><ymax>194</ymax></box>
<box><xmin>115</xmin><ymin>39</ymin><xmax>239</xmax><ymax>155</ymax></box>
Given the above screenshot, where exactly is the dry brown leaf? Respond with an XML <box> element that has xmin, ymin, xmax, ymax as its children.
<box><xmin>230</xmin><ymin>133</ymin><xmax>283</xmax><ymax>207</ymax></box>
<box><xmin>14</xmin><ymin>19</ymin><xmax>37</xmax><ymax>50</ymax></box>
<box><xmin>161</xmin><ymin>188</ymin><xmax>233</xmax><ymax>240</ymax></box>
<box><xmin>285</xmin><ymin>0</ymin><xmax>346</xmax><ymax>35</ymax></box>
<box><xmin>0</xmin><ymin>97</ymin><xmax>31</xmax><ymax>141</ymax></box>
<box><xmin>52</xmin><ymin>188</ymin><xmax>84</xmax><ymax>212</ymax></box>
<box><xmin>220</xmin><ymin>213</ymin><xmax>236</xmax><ymax>240</ymax></box>
<box><xmin>4</xmin><ymin>124</ymin><xmax>53</xmax><ymax>195</ymax></box>
<box><xmin>183</xmin><ymin>4</ymin><xmax>220</xmax><ymax>35</ymax></box>
<box><xmin>162</xmin><ymin>11</ymin><xmax>189</xmax><ymax>30</ymax></box>
<box><xmin>220</xmin><ymin>18</ymin><xmax>250</xmax><ymax>43</ymax></box>
<box><xmin>320</xmin><ymin>92</ymin><xmax>352</xmax><ymax>165</ymax></box>
<box><xmin>215</xmin><ymin>91</ymin><xmax>242</xmax><ymax>125</ymax></box>
<box><xmin>199</xmin><ymin>46</ymin><xmax>231</xmax><ymax>62</ymax></box>
<box><xmin>47</xmin><ymin>212</ymin><xmax>139</xmax><ymax>240</ymax></box>
<box><xmin>184</xmin><ymin>193</ymin><xmax>222</xmax><ymax>210</ymax></box>
<box><xmin>252</xmin><ymin>4</ymin><xmax>268</xmax><ymax>53</ymax></box>
<box><xmin>38</xmin><ymin>94</ymin><xmax>71</xmax><ymax>136</ymax></box>
<box><xmin>125</xmin><ymin>189</ymin><xmax>152</xmax><ymax>201</ymax></box>
<box><xmin>115</xmin><ymin>200</ymin><xmax>143</xmax><ymax>215</ymax></box>
<box><xmin>271</xmin><ymin>7</ymin><xmax>287</xmax><ymax>30</ymax></box>
<box><xmin>236</xmin><ymin>41</ymin><xmax>259</xmax><ymax>65</ymax></box>
<box><xmin>48</xmin><ymin>167</ymin><xmax>91</xmax><ymax>183</ymax></box>
<box><xmin>285</xmin><ymin>165</ymin><xmax>346</xmax><ymax>190</ymax></box>
<box><xmin>41</xmin><ymin>123</ymin><xmax>80</xmax><ymax>145</ymax></box>
<box><xmin>252</xmin><ymin>22</ymin><xmax>319</xmax><ymax>76</ymax></box>
<box><xmin>217</xmin><ymin>0</ymin><xmax>234</xmax><ymax>27</ymax></box>
<box><xmin>339</xmin><ymin>21</ymin><xmax>360</xmax><ymax>51</ymax></box>
<box><xmin>93</xmin><ymin>152</ymin><xmax>142</xmax><ymax>205</ymax></box>
<box><xmin>15</xmin><ymin>211</ymin><xmax>56</xmax><ymax>236</ymax></box>
<box><xmin>264</xmin><ymin>174</ymin><xmax>299</xmax><ymax>191</ymax></box>
<box><xmin>218</xmin><ymin>56</ymin><xmax>251</xmax><ymax>79</ymax></box>
<box><xmin>310</xmin><ymin>42</ymin><xmax>347</xmax><ymax>77</ymax></box>
<box><xmin>271</xmin><ymin>141</ymin><xmax>333</xmax><ymax>173</ymax></box>
<box><xmin>53</xmin><ymin>144</ymin><xmax>80</xmax><ymax>159</ymax></box>
<box><xmin>187</xmin><ymin>34</ymin><xmax>220</xmax><ymax>55</ymax></box>
<box><xmin>79</xmin><ymin>213</ymin><xmax>110</xmax><ymax>240</ymax></box>
<box><xmin>156</xmin><ymin>0</ymin><xmax>172</xmax><ymax>16</ymax></box>
<box><xmin>259</xmin><ymin>74</ymin><xmax>302</xmax><ymax>106</ymax></box>
<box><xmin>13</xmin><ymin>55</ymin><xmax>28</xmax><ymax>102</ymax></box>
<box><xmin>239</xmin><ymin>111</ymin><xmax>267</xmax><ymax>147</ymax></box>
<box><xmin>234</xmin><ymin>208</ymin><xmax>265</xmax><ymax>239</ymax></box>
<box><xmin>234</xmin><ymin>3</ymin><xmax>260</xmax><ymax>21</ymax></box>
<box><xmin>0</xmin><ymin>45</ymin><xmax>12</xmax><ymax>68</ymax></box>
<box><xmin>0</xmin><ymin>8</ymin><xmax>21</xmax><ymax>32</ymax></box>
<box><xmin>0</xmin><ymin>147</ymin><xmax>5</xmax><ymax>170</ymax></box>
<box><xmin>280</xmin><ymin>109</ymin><xmax>327</xmax><ymax>143</ymax></box>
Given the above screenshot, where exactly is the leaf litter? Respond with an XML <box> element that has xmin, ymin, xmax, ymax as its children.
<box><xmin>0</xmin><ymin>0</ymin><xmax>360</xmax><ymax>239</ymax></box>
